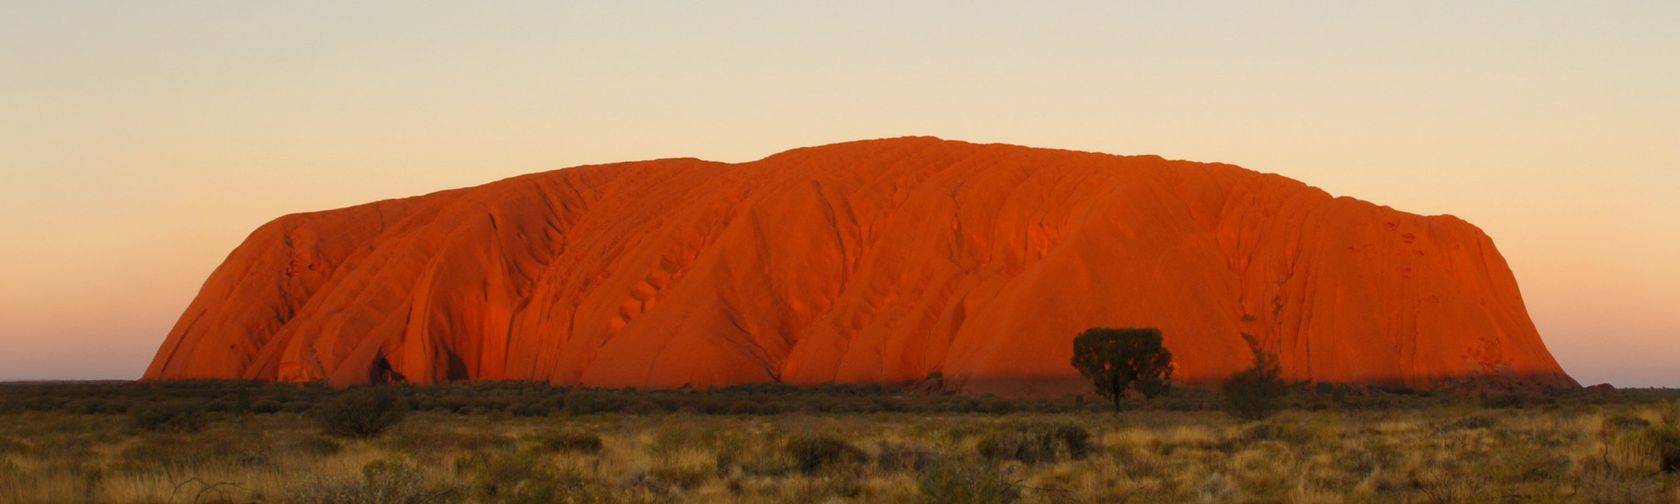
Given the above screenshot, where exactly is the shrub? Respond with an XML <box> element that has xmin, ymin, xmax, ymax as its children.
<box><xmin>128</xmin><ymin>400</ymin><xmax>209</xmax><ymax>433</ymax></box>
<box><xmin>359</xmin><ymin>459</ymin><xmax>456</xmax><ymax>504</ymax></box>
<box><xmin>506</xmin><ymin>398</ymin><xmax>560</xmax><ymax>417</ymax></box>
<box><xmin>0</xmin><ymin>437</ymin><xmax>26</xmax><ymax>455</ymax></box>
<box><xmin>1654</xmin><ymin>425</ymin><xmax>1680</xmax><ymax>473</ymax></box>
<box><xmin>286</xmin><ymin>458</ymin><xmax>456</xmax><ymax>504</ymax></box>
<box><xmin>785</xmin><ymin>434</ymin><xmax>867</xmax><ymax>474</ymax></box>
<box><xmin>1483</xmin><ymin>394</ymin><xmax>1532</xmax><ymax>409</ymax></box>
<box><xmin>1242</xmin><ymin>418</ymin><xmax>1317</xmax><ymax>445</ymax></box>
<box><xmin>648</xmin><ymin>425</ymin><xmax>730</xmax><ymax>456</ymax></box>
<box><xmin>279</xmin><ymin>435</ymin><xmax>344</xmax><ymax>457</ymax></box>
<box><xmin>1603</xmin><ymin>414</ymin><xmax>1651</xmax><ymax>433</ymax></box>
<box><xmin>1223</xmin><ymin>345</ymin><xmax>1289</xmax><ymax>421</ymax></box>
<box><xmin>916</xmin><ymin>457</ymin><xmax>1020</xmax><ymax>504</ymax></box>
<box><xmin>650</xmin><ymin>463</ymin><xmax>712</xmax><ymax>491</ymax></box>
<box><xmin>535</xmin><ymin>431</ymin><xmax>604</xmax><ymax>454</ymax></box>
<box><xmin>976</xmin><ymin>423</ymin><xmax>1091</xmax><ymax>464</ymax></box>
<box><xmin>1070</xmin><ymin>327</ymin><xmax>1174</xmax><ymax>412</ymax></box>
<box><xmin>252</xmin><ymin>399</ymin><xmax>284</xmax><ymax>414</ymax></box>
<box><xmin>314</xmin><ymin>387</ymin><xmax>407</xmax><ymax>439</ymax></box>
<box><xmin>454</xmin><ymin>451</ymin><xmax>605</xmax><ymax>503</ymax></box>
<box><xmin>114</xmin><ymin>433</ymin><xmax>255</xmax><ymax>472</ymax></box>
<box><xmin>1449</xmin><ymin>415</ymin><xmax>1497</xmax><ymax>430</ymax></box>
<box><xmin>876</xmin><ymin>442</ymin><xmax>935</xmax><ymax>472</ymax></box>
<box><xmin>1603</xmin><ymin>425</ymin><xmax>1680</xmax><ymax>475</ymax></box>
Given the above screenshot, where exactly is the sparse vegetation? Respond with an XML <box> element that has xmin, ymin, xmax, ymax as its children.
<box><xmin>976</xmin><ymin>422</ymin><xmax>1090</xmax><ymax>464</ymax></box>
<box><xmin>785</xmin><ymin>434</ymin><xmax>868</xmax><ymax>474</ymax></box>
<box><xmin>1655</xmin><ymin>424</ymin><xmax>1680</xmax><ymax>474</ymax></box>
<box><xmin>532</xmin><ymin>430</ymin><xmax>604</xmax><ymax>454</ymax></box>
<box><xmin>313</xmin><ymin>386</ymin><xmax>408</xmax><ymax>438</ymax></box>
<box><xmin>1</xmin><ymin>381</ymin><xmax>1678</xmax><ymax>502</ymax></box>
<box><xmin>127</xmin><ymin>399</ymin><xmax>209</xmax><ymax>433</ymax></box>
<box><xmin>286</xmin><ymin>457</ymin><xmax>457</xmax><ymax>504</ymax></box>
<box><xmin>915</xmin><ymin>456</ymin><xmax>1021</xmax><ymax>504</ymax></box>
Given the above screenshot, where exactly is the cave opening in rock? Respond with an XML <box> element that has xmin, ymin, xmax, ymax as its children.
<box><xmin>370</xmin><ymin>352</ymin><xmax>407</xmax><ymax>385</ymax></box>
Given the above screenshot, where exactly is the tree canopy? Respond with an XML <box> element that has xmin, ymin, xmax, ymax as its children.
<box><xmin>1070</xmin><ymin>327</ymin><xmax>1174</xmax><ymax>412</ymax></box>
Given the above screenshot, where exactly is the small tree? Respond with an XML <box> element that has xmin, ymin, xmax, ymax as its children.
<box><xmin>1070</xmin><ymin>327</ymin><xmax>1174</xmax><ymax>413</ymax></box>
<box><xmin>1223</xmin><ymin>346</ymin><xmax>1290</xmax><ymax>420</ymax></box>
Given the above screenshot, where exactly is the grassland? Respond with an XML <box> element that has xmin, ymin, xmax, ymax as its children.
<box><xmin>1</xmin><ymin>382</ymin><xmax>1677</xmax><ymax>503</ymax></box>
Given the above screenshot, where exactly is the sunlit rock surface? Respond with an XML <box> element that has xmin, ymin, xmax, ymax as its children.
<box><xmin>144</xmin><ymin>137</ymin><xmax>1576</xmax><ymax>395</ymax></box>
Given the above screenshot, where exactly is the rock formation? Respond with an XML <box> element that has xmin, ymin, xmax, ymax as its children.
<box><xmin>143</xmin><ymin>137</ymin><xmax>1576</xmax><ymax>395</ymax></box>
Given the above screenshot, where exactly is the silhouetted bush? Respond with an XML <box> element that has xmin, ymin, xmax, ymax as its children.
<box><xmin>314</xmin><ymin>387</ymin><xmax>407</xmax><ymax>439</ymax></box>
<box><xmin>1223</xmin><ymin>347</ymin><xmax>1289</xmax><ymax>421</ymax></box>
<box><xmin>785</xmin><ymin>434</ymin><xmax>867</xmax><ymax>474</ymax></box>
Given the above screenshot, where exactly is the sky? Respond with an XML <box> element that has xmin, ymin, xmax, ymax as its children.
<box><xmin>0</xmin><ymin>1</ymin><xmax>1675</xmax><ymax>386</ymax></box>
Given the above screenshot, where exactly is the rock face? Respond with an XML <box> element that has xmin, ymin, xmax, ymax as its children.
<box><xmin>143</xmin><ymin>137</ymin><xmax>1576</xmax><ymax>395</ymax></box>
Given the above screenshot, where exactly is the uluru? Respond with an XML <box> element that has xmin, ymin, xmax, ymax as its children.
<box><xmin>142</xmin><ymin>137</ymin><xmax>1576</xmax><ymax>395</ymax></box>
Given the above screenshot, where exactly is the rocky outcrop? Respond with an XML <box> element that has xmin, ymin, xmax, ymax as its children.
<box><xmin>143</xmin><ymin>137</ymin><xmax>1576</xmax><ymax>395</ymax></box>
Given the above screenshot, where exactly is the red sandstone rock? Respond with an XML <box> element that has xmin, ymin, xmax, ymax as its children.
<box><xmin>142</xmin><ymin>137</ymin><xmax>1576</xmax><ymax>395</ymax></box>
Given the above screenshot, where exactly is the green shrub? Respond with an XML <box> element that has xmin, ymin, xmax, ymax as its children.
<box><xmin>535</xmin><ymin>431</ymin><xmax>604</xmax><ymax>454</ymax></box>
<box><xmin>785</xmin><ymin>434</ymin><xmax>867</xmax><ymax>474</ymax></box>
<box><xmin>314</xmin><ymin>387</ymin><xmax>407</xmax><ymax>439</ymax></box>
<box><xmin>916</xmin><ymin>457</ymin><xmax>1020</xmax><ymax>504</ymax></box>
<box><xmin>976</xmin><ymin>423</ymin><xmax>1090</xmax><ymax>464</ymax></box>
<box><xmin>127</xmin><ymin>400</ymin><xmax>209</xmax><ymax>433</ymax></box>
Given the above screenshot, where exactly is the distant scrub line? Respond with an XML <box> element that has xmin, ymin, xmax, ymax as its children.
<box><xmin>0</xmin><ymin>380</ymin><xmax>1659</xmax><ymax>419</ymax></box>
